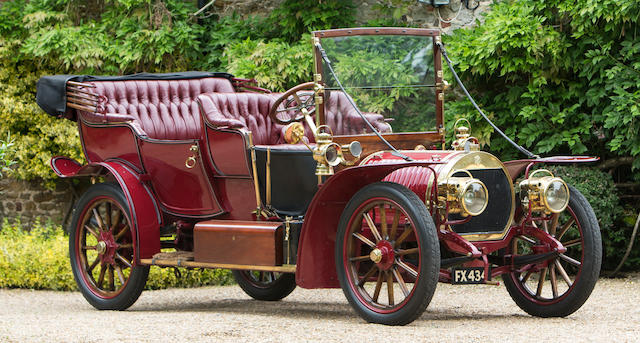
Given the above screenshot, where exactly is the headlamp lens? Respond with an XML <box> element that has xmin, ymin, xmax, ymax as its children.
<box><xmin>462</xmin><ymin>181</ymin><xmax>488</xmax><ymax>216</ymax></box>
<box><xmin>545</xmin><ymin>180</ymin><xmax>569</xmax><ymax>213</ymax></box>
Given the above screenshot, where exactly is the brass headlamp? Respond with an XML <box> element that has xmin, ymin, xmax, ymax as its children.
<box><xmin>439</xmin><ymin>170</ymin><xmax>488</xmax><ymax>217</ymax></box>
<box><xmin>283</xmin><ymin>112</ymin><xmax>361</xmax><ymax>176</ymax></box>
<box><xmin>519</xmin><ymin>169</ymin><xmax>570</xmax><ymax>214</ymax></box>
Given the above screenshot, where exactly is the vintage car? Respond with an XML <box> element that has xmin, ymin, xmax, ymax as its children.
<box><xmin>36</xmin><ymin>27</ymin><xmax>601</xmax><ymax>325</ymax></box>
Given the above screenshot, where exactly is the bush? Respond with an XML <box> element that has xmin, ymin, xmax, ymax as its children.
<box><xmin>546</xmin><ymin>165</ymin><xmax>639</xmax><ymax>271</ymax></box>
<box><xmin>0</xmin><ymin>133</ymin><xmax>15</xmax><ymax>179</ymax></box>
<box><xmin>0</xmin><ymin>220</ymin><xmax>233</xmax><ymax>290</ymax></box>
<box><xmin>445</xmin><ymin>0</ymin><xmax>640</xmax><ymax>175</ymax></box>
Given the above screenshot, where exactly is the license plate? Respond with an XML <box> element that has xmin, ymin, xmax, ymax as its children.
<box><xmin>451</xmin><ymin>267</ymin><xmax>486</xmax><ymax>284</ymax></box>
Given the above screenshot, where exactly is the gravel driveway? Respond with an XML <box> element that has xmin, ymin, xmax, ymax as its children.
<box><xmin>1</xmin><ymin>274</ymin><xmax>638</xmax><ymax>343</ymax></box>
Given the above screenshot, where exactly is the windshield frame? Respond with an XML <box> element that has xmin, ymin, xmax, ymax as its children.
<box><xmin>312</xmin><ymin>27</ymin><xmax>444</xmax><ymax>145</ymax></box>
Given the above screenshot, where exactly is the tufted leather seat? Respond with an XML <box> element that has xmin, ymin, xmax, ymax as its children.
<box><xmin>85</xmin><ymin>78</ymin><xmax>235</xmax><ymax>140</ymax></box>
<box><xmin>198</xmin><ymin>91</ymin><xmax>392</xmax><ymax>145</ymax></box>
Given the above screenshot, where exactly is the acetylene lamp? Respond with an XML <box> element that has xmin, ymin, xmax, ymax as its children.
<box><xmin>519</xmin><ymin>169</ymin><xmax>570</xmax><ymax>214</ymax></box>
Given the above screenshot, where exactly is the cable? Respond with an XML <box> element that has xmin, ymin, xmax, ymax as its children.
<box><xmin>315</xmin><ymin>43</ymin><xmax>414</xmax><ymax>162</ymax></box>
<box><xmin>436</xmin><ymin>41</ymin><xmax>539</xmax><ymax>159</ymax></box>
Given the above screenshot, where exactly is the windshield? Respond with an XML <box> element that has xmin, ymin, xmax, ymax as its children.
<box><xmin>319</xmin><ymin>34</ymin><xmax>437</xmax><ymax>135</ymax></box>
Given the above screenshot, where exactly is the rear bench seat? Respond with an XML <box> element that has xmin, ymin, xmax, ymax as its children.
<box><xmin>81</xmin><ymin>78</ymin><xmax>235</xmax><ymax>140</ymax></box>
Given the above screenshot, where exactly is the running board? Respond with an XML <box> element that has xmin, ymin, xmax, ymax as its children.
<box><xmin>139</xmin><ymin>252</ymin><xmax>296</xmax><ymax>273</ymax></box>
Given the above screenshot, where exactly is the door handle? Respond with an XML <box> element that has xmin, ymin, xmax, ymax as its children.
<box><xmin>185</xmin><ymin>145</ymin><xmax>198</xmax><ymax>169</ymax></box>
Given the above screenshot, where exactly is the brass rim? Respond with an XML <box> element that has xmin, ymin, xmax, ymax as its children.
<box><xmin>76</xmin><ymin>197</ymin><xmax>135</xmax><ymax>299</ymax></box>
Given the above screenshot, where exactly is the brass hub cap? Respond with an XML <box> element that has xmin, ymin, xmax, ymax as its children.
<box><xmin>370</xmin><ymin>248</ymin><xmax>383</xmax><ymax>263</ymax></box>
<box><xmin>96</xmin><ymin>241</ymin><xmax>107</xmax><ymax>254</ymax></box>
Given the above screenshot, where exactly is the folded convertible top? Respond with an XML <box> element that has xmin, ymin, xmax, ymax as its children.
<box><xmin>36</xmin><ymin>71</ymin><xmax>234</xmax><ymax>118</ymax></box>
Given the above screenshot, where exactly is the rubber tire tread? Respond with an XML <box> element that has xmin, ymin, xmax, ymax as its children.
<box><xmin>502</xmin><ymin>185</ymin><xmax>602</xmax><ymax>317</ymax></box>
<box><xmin>69</xmin><ymin>182</ymin><xmax>149</xmax><ymax>310</ymax></box>
<box><xmin>232</xmin><ymin>270</ymin><xmax>296</xmax><ymax>301</ymax></box>
<box><xmin>335</xmin><ymin>182</ymin><xmax>440</xmax><ymax>326</ymax></box>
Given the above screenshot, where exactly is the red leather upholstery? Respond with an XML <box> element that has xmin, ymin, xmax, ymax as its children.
<box><xmin>198</xmin><ymin>93</ymin><xmax>282</xmax><ymax>145</ymax></box>
<box><xmin>325</xmin><ymin>91</ymin><xmax>392</xmax><ymax>135</ymax></box>
<box><xmin>198</xmin><ymin>91</ymin><xmax>392</xmax><ymax>145</ymax></box>
<box><xmin>86</xmin><ymin>78</ymin><xmax>235</xmax><ymax>140</ymax></box>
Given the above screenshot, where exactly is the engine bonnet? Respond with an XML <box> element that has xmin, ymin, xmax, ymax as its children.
<box><xmin>362</xmin><ymin>150</ymin><xmax>515</xmax><ymax>241</ymax></box>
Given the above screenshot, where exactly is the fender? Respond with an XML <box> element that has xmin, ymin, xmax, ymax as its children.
<box><xmin>503</xmin><ymin>156</ymin><xmax>599</xmax><ymax>181</ymax></box>
<box><xmin>51</xmin><ymin>156</ymin><xmax>162</xmax><ymax>263</ymax></box>
<box><xmin>295</xmin><ymin>160</ymin><xmax>443</xmax><ymax>289</ymax></box>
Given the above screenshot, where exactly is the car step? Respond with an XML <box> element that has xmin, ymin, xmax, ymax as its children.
<box><xmin>139</xmin><ymin>251</ymin><xmax>296</xmax><ymax>273</ymax></box>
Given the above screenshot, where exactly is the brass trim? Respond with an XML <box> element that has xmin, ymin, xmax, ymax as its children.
<box><xmin>248</xmin><ymin>133</ymin><xmax>263</xmax><ymax>216</ymax></box>
<box><xmin>140</xmin><ymin>258</ymin><xmax>296</xmax><ymax>273</ymax></box>
<box><xmin>285</xmin><ymin>216</ymin><xmax>292</xmax><ymax>265</ymax></box>
<box><xmin>433</xmin><ymin>151</ymin><xmax>516</xmax><ymax>242</ymax></box>
<box><xmin>266</xmin><ymin>147</ymin><xmax>272</xmax><ymax>207</ymax></box>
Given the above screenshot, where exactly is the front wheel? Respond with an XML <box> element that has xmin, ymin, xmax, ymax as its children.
<box><xmin>232</xmin><ymin>270</ymin><xmax>296</xmax><ymax>301</ymax></box>
<box><xmin>503</xmin><ymin>185</ymin><xmax>602</xmax><ymax>317</ymax></box>
<box><xmin>336</xmin><ymin>182</ymin><xmax>440</xmax><ymax>326</ymax></box>
<box><xmin>69</xmin><ymin>183</ymin><xmax>149</xmax><ymax>310</ymax></box>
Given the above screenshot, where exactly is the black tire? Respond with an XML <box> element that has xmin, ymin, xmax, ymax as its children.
<box><xmin>232</xmin><ymin>270</ymin><xmax>296</xmax><ymax>301</ymax></box>
<box><xmin>335</xmin><ymin>182</ymin><xmax>440</xmax><ymax>326</ymax></box>
<box><xmin>502</xmin><ymin>185</ymin><xmax>602</xmax><ymax>317</ymax></box>
<box><xmin>69</xmin><ymin>183</ymin><xmax>149</xmax><ymax>310</ymax></box>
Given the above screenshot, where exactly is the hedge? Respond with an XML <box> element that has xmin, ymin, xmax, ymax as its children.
<box><xmin>0</xmin><ymin>220</ymin><xmax>233</xmax><ymax>290</ymax></box>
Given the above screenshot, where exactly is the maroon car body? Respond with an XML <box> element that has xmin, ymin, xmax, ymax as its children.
<box><xmin>39</xmin><ymin>28</ymin><xmax>601</xmax><ymax>325</ymax></box>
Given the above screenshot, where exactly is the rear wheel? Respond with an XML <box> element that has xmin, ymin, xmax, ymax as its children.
<box><xmin>503</xmin><ymin>185</ymin><xmax>601</xmax><ymax>317</ymax></box>
<box><xmin>232</xmin><ymin>270</ymin><xmax>296</xmax><ymax>301</ymax></box>
<box><xmin>336</xmin><ymin>182</ymin><xmax>440</xmax><ymax>326</ymax></box>
<box><xmin>69</xmin><ymin>183</ymin><xmax>149</xmax><ymax>310</ymax></box>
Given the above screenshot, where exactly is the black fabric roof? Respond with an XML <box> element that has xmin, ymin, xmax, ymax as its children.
<box><xmin>36</xmin><ymin>71</ymin><xmax>234</xmax><ymax>119</ymax></box>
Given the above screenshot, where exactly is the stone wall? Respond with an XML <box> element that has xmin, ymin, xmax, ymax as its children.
<box><xmin>210</xmin><ymin>0</ymin><xmax>493</xmax><ymax>33</ymax></box>
<box><xmin>0</xmin><ymin>178</ymin><xmax>76</xmax><ymax>228</ymax></box>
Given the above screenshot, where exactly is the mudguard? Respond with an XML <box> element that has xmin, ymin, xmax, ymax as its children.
<box><xmin>51</xmin><ymin>156</ymin><xmax>162</xmax><ymax>262</ymax></box>
<box><xmin>295</xmin><ymin>161</ymin><xmax>443</xmax><ymax>289</ymax></box>
<box><xmin>503</xmin><ymin>156</ymin><xmax>599</xmax><ymax>181</ymax></box>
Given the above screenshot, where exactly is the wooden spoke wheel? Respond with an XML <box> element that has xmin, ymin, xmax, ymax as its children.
<box><xmin>69</xmin><ymin>183</ymin><xmax>149</xmax><ymax>310</ymax></box>
<box><xmin>503</xmin><ymin>185</ymin><xmax>602</xmax><ymax>317</ymax></box>
<box><xmin>232</xmin><ymin>270</ymin><xmax>296</xmax><ymax>301</ymax></box>
<box><xmin>336</xmin><ymin>182</ymin><xmax>439</xmax><ymax>325</ymax></box>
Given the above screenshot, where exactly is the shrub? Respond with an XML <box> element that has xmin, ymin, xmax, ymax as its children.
<box><xmin>545</xmin><ymin>165</ymin><xmax>639</xmax><ymax>271</ymax></box>
<box><xmin>445</xmin><ymin>0</ymin><xmax>640</xmax><ymax>175</ymax></box>
<box><xmin>0</xmin><ymin>133</ymin><xmax>16</xmax><ymax>179</ymax></box>
<box><xmin>225</xmin><ymin>35</ymin><xmax>314</xmax><ymax>91</ymax></box>
<box><xmin>0</xmin><ymin>220</ymin><xmax>233</xmax><ymax>290</ymax></box>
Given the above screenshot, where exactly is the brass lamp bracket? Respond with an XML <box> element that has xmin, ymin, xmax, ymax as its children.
<box><xmin>451</xmin><ymin>118</ymin><xmax>480</xmax><ymax>152</ymax></box>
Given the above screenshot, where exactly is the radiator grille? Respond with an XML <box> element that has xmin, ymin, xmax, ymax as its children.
<box><xmin>449</xmin><ymin>168</ymin><xmax>513</xmax><ymax>235</ymax></box>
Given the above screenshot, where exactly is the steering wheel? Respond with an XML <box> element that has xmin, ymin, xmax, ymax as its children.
<box><xmin>269</xmin><ymin>82</ymin><xmax>316</xmax><ymax>125</ymax></box>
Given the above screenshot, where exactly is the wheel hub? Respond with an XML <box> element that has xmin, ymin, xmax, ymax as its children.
<box><xmin>371</xmin><ymin>241</ymin><xmax>395</xmax><ymax>270</ymax></box>
<box><xmin>98</xmin><ymin>231</ymin><xmax>118</xmax><ymax>265</ymax></box>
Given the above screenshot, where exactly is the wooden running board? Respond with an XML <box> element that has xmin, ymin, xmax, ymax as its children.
<box><xmin>139</xmin><ymin>251</ymin><xmax>296</xmax><ymax>273</ymax></box>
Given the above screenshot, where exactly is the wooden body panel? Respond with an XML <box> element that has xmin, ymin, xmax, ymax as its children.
<box><xmin>205</xmin><ymin>126</ymin><xmax>251</xmax><ymax>176</ymax></box>
<box><xmin>79</xmin><ymin>121</ymin><xmax>143</xmax><ymax>171</ymax></box>
<box><xmin>194</xmin><ymin>220</ymin><xmax>283</xmax><ymax>266</ymax></box>
<box><xmin>138</xmin><ymin>139</ymin><xmax>223</xmax><ymax>217</ymax></box>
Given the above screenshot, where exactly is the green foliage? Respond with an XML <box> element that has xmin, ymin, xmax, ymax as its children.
<box><xmin>0</xmin><ymin>134</ymin><xmax>16</xmax><ymax>179</ymax></box>
<box><xmin>225</xmin><ymin>35</ymin><xmax>314</xmax><ymax>91</ymax></box>
<box><xmin>445</xmin><ymin>0</ymin><xmax>640</xmax><ymax>173</ymax></box>
<box><xmin>0</xmin><ymin>0</ymin><xmax>345</xmax><ymax>181</ymax></box>
<box><xmin>268</xmin><ymin>0</ymin><xmax>356</xmax><ymax>42</ymax></box>
<box><xmin>546</xmin><ymin>165</ymin><xmax>640</xmax><ymax>270</ymax></box>
<box><xmin>0</xmin><ymin>220</ymin><xmax>233</xmax><ymax>290</ymax></box>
